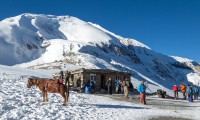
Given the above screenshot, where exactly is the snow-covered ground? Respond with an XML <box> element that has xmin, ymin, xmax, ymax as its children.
<box><xmin>0</xmin><ymin>65</ymin><xmax>199</xmax><ymax>120</ymax></box>
<box><xmin>0</xmin><ymin>13</ymin><xmax>200</xmax><ymax>119</ymax></box>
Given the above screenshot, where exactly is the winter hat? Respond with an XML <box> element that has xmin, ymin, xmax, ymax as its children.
<box><xmin>141</xmin><ymin>81</ymin><xmax>145</xmax><ymax>84</ymax></box>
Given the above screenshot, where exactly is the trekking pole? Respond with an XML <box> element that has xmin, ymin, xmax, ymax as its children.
<box><xmin>147</xmin><ymin>87</ymin><xmax>152</xmax><ymax>92</ymax></box>
<box><xmin>145</xmin><ymin>82</ymin><xmax>152</xmax><ymax>92</ymax></box>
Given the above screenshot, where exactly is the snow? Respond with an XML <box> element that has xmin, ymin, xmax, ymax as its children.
<box><xmin>4</xmin><ymin>12</ymin><xmax>199</xmax><ymax>87</ymax></box>
<box><xmin>187</xmin><ymin>73</ymin><xmax>200</xmax><ymax>85</ymax></box>
<box><xmin>89</xmin><ymin>22</ymin><xmax>151</xmax><ymax>49</ymax></box>
<box><xmin>0</xmin><ymin>65</ymin><xmax>199</xmax><ymax>120</ymax></box>
<box><xmin>0</xmin><ymin>13</ymin><xmax>200</xmax><ymax>119</ymax></box>
<box><xmin>172</xmin><ymin>56</ymin><xmax>193</xmax><ymax>63</ymax></box>
<box><xmin>59</xmin><ymin>16</ymin><xmax>120</xmax><ymax>45</ymax></box>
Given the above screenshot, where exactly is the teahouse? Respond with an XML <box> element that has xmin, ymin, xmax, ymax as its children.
<box><xmin>70</xmin><ymin>68</ymin><xmax>132</xmax><ymax>91</ymax></box>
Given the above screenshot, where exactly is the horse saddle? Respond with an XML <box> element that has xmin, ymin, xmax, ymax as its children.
<box><xmin>45</xmin><ymin>80</ymin><xmax>61</xmax><ymax>92</ymax></box>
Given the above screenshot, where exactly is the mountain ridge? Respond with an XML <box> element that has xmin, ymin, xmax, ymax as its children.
<box><xmin>0</xmin><ymin>13</ymin><xmax>200</xmax><ymax>88</ymax></box>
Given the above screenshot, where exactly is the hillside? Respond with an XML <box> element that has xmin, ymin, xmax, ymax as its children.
<box><xmin>0</xmin><ymin>13</ymin><xmax>200</xmax><ymax>89</ymax></box>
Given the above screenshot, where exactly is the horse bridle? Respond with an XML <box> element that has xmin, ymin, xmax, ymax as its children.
<box><xmin>28</xmin><ymin>79</ymin><xmax>35</xmax><ymax>88</ymax></box>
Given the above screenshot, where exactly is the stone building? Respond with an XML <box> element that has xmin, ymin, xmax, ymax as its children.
<box><xmin>70</xmin><ymin>68</ymin><xmax>132</xmax><ymax>91</ymax></box>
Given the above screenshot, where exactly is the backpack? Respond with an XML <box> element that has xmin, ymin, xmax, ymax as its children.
<box><xmin>157</xmin><ymin>89</ymin><xmax>166</xmax><ymax>98</ymax></box>
<box><xmin>187</xmin><ymin>88</ymin><xmax>192</xmax><ymax>95</ymax></box>
<box><xmin>193</xmin><ymin>87</ymin><xmax>199</xmax><ymax>93</ymax></box>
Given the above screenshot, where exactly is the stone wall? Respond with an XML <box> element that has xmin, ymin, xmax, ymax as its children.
<box><xmin>53</xmin><ymin>69</ymin><xmax>132</xmax><ymax>92</ymax></box>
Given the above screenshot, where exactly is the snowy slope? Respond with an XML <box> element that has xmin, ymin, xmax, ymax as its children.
<box><xmin>0</xmin><ymin>65</ymin><xmax>200</xmax><ymax>120</ymax></box>
<box><xmin>172</xmin><ymin>56</ymin><xmax>200</xmax><ymax>85</ymax></box>
<box><xmin>0</xmin><ymin>13</ymin><xmax>200</xmax><ymax>88</ymax></box>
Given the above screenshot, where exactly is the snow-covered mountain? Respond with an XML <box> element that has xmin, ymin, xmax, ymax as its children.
<box><xmin>0</xmin><ymin>13</ymin><xmax>200</xmax><ymax>89</ymax></box>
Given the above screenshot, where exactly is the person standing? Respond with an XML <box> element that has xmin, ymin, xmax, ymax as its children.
<box><xmin>90</xmin><ymin>80</ymin><xmax>95</xmax><ymax>94</ymax></box>
<box><xmin>84</xmin><ymin>81</ymin><xmax>91</xmax><ymax>94</ymax></box>
<box><xmin>59</xmin><ymin>71</ymin><xmax>64</xmax><ymax>84</ymax></box>
<box><xmin>172</xmin><ymin>85</ymin><xmax>179</xmax><ymax>100</ymax></box>
<box><xmin>193</xmin><ymin>86</ymin><xmax>199</xmax><ymax>100</ymax></box>
<box><xmin>106</xmin><ymin>77</ymin><xmax>112</xmax><ymax>95</ymax></box>
<box><xmin>129</xmin><ymin>82</ymin><xmax>134</xmax><ymax>92</ymax></box>
<box><xmin>118</xmin><ymin>79</ymin><xmax>122</xmax><ymax>94</ymax></box>
<box><xmin>186</xmin><ymin>85</ymin><xmax>193</xmax><ymax>102</ymax></box>
<box><xmin>115</xmin><ymin>79</ymin><xmax>120</xmax><ymax>93</ymax></box>
<box><xmin>180</xmin><ymin>84</ymin><xmax>187</xmax><ymax>100</ymax></box>
<box><xmin>122</xmin><ymin>79</ymin><xmax>130</xmax><ymax>98</ymax></box>
<box><xmin>138</xmin><ymin>81</ymin><xmax>147</xmax><ymax>105</ymax></box>
<box><xmin>120</xmin><ymin>80</ymin><xmax>124</xmax><ymax>94</ymax></box>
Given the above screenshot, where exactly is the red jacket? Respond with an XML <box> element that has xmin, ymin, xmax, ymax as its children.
<box><xmin>172</xmin><ymin>86</ymin><xmax>178</xmax><ymax>91</ymax></box>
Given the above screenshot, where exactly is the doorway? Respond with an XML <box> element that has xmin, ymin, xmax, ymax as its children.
<box><xmin>101</xmin><ymin>75</ymin><xmax>106</xmax><ymax>89</ymax></box>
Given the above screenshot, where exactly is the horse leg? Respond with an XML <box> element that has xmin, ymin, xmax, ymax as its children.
<box><xmin>45</xmin><ymin>91</ymin><xmax>48</xmax><ymax>102</ymax></box>
<box><xmin>66</xmin><ymin>83</ymin><xmax>69</xmax><ymax>103</ymax></box>
<box><xmin>42</xmin><ymin>91</ymin><xmax>45</xmax><ymax>102</ymax></box>
<box><xmin>63</xmin><ymin>92</ymin><xmax>67</xmax><ymax>106</ymax></box>
<box><xmin>61</xmin><ymin>87</ymin><xmax>67</xmax><ymax>106</ymax></box>
<box><xmin>65</xmin><ymin>83</ymin><xmax>70</xmax><ymax>105</ymax></box>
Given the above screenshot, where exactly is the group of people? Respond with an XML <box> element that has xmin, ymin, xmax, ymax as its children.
<box><xmin>173</xmin><ymin>84</ymin><xmax>199</xmax><ymax>102</ymax></box>
<box><xmin>106</xmin><ymin>77</ymin><xmax>133</xmax><ymax>98</ymax></box>
<box><xmin>107</xmin><ymin>78</ymin><xmax>147</xmax><ymax>105</ymax></box>
<box><xmin>81</xmin><ymin>80</ymin><xmax>95</xmax><ymax>94</ymax></box>
<box><xmin>81</xmin><ymin>76</ymin><xmax>199</xmax><ymax>105</ymax></box>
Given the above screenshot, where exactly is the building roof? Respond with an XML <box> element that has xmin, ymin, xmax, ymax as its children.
<box><xmin>71</xmin><ymin>68</ymin><xmax>132</xmax><ymax>75</ymax></box>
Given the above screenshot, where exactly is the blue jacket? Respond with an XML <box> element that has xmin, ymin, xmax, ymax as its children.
<box><xmin>115</xmin><ymin>80</ymin><xmax>119</xmax><ymax>87</ymax></box>
<box><xmin>193</xmin><ymin>87</ymin><xmax>199</xmax><ymax>93</ymax></box>
<box><xmin>85</xmin><ymin>86</ymin><xmax>91</xmax><ymax>94</ymax></box>
<box><xmin>138</xmin><ymin>84</ymin><xmax>147</xmax><ymax>93</ymax></box>
<box><xmin>90</xmin><ymin>81</ymin><xmax>95</xmax><ymax>89</ymax></box>
<box><xmin>186</xmin><ymin>87</ymin><xmax>193</xmax><ymax>95</ymax></box>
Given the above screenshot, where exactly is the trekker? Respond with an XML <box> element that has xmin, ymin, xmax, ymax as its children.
<box><xmin>115</xmin><ymin>79</ymin><xmax>120</xmax><ymax>93</ymax></box>
<box><xmin>138</xmin><ymin>81</ymin><xmax>147</xmax><ymax>105</ymax></box>
<box><xmin>172</xmin><ymin>85</ymin><xmax>179</xmax><ymax>100</ymax></box>
<box><xmin>193</xmin><ymin>86</ymin><xmax>199</xmax><ymax>100</ymax></box>
<box><xmin>186</xmin><ymin>85</ymin><xmax>193</xmax><ymax>102</ymax></box>
<box><xmin>59</xmin><ymin>71</ymin><xmax>64</xmax><ymax>84</ymax></box>
<box><xmin>84</xmin><ymin>81</ymin><xmax>91</xmax><ymax>94</ymax></box>
<box><xmin>119</xmin><ymin>80</ymin><xmax>123</xmax><ymax>94</ymax></box>
<box><xmin>106</xmin><ymin>77</ymin><xmax>112</xmax><ymax>95</ymax></box>
<box><xmin>129</xmin><ymin>82</ymin><xmax>134</xmax><ymax>92</ymax></box>
<box><xmin>122</xmin><ymin>79</ymin><xmax>130</xmax><ymax>98</ymax></box>
<box><xmin>180</xmin><ymin>84</ymin><xmax>187</xmax><ymax>100</ymax></box>
<box><xmin>80</xmin><ymin>81</ymin><xmax>84</xmax><ymax>93</ymax></box>
<box><xmin>118</xmin><ymin>80</ymin><xmax>122</xmax><ymax>94</ymax></box>
<box><xmin>90</xmin><ymin>80</ymin><xmax>95</xmax><ymax>94</ymax></box>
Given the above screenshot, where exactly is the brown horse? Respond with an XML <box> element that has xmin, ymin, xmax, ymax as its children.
<box><xmin>27</xmin><ymin>77</ymin><xmax>69</xmax><ymax>106</ymax></box>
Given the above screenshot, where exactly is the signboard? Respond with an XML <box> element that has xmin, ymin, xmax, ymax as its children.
<box><xmin>90</xmin><ymin>74</ymin><xmax>96</xmax><ymax>76</ymax></box>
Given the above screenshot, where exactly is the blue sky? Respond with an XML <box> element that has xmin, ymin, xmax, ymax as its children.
<box><xmin>1</xmin><ymin>0</ymin><xmax>200</xmax><ymax>62</ymax></box>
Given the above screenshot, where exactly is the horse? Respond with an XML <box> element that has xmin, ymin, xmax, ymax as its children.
<box><xmin>27</xmin><ymin>76</ymin><xmax>70</xmax><ymax>106</ymax></box>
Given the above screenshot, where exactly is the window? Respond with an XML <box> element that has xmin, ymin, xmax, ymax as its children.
<box><xmin>90</xmin><ymin>76</ymin><xmax>95</xmax><ymax>81</ymax></box>
<box><xmin>90</xmin><ymin>74</ymin><xmax>96</xmax><ymax>81</ymax></box>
